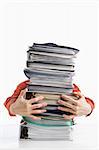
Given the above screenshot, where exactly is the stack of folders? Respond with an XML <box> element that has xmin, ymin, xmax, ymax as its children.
<box><xmin>20</xmin><ymin>120</ymin><xmax>74</xmax><ymax>141</ymax></box>
<box><xmin>21</xmin><ymin>43</ymin><xmax>79</xmax><ymax>140</ymax></box>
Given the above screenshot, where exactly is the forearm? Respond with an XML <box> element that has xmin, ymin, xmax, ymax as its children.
<box><xmin>85</xmin><ymin>97</ymin><xmax>95</xmax><ymax>116</ymax></box>
<box><xmin>4</xmin><ymin>80</ymin><xmax>29</xmax><ymax>116</ymax></box>
<box><xmin>4</xmin><ymin>97</ymin><xmax>16</xmax><ymax>116</ymax></box>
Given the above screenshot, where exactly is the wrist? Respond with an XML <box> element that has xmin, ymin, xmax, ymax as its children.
<box><xmin>85</xmin><ymin>103</ymin><xmax>92</xmax><ymax>116</ymax></box>
<box><xmin>9</xmin><ymin>103</ymin><xmax>17</xmax><ymax>115</ymax></box>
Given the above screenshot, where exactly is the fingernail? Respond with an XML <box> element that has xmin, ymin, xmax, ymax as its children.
<box><xmin>33</xmin><ymin>98</ymin><xmax>38</xmax><ymax>102</ymax></box>
<box><xmin>62</xmin><ymin>94</ymin><xmax>65</xmax><ymax>96</ymax></box>
<box><xmin>58</xmin><ymin>100</ymin><xmax>61</xmax><ymax>103</ymax></box>
<box><xmin>30</xmin><ymin>117</ymin><xmax>41</xmax><ymax>121</ymax></box>
<box><xmin>73</xmin><ymin>92</ymin><xmax>77</xmax><ymax>94</ymax></box>
<box><xmin>44</xmin><ymin>102</ymin><xmax>47</xmax><ymax>106</ymax></box>
<box><xmin>37</xmin><ymin>117</ymin><xmax>41</xmax><ymax>120</ymax></box>
<box><xmin>58</xmin><ymin>107</ymin><xmax>61</xmax><ymax>110</ymax></box>
<box><xmin>41</xmin><ymin>103</ymin><xmax>47</xmax><ymax>107</ymax></box>
<box><xmin>35</xmin><ymin>96</ymin><xmax>44</xmax><ymax>101</ymax></box>
<box><xmin>36</xmin><ymin>96</ymin><xmax>43</xmax><ymax>99</ymax></box>
<box><xmin>39</xmin><ymin>96</ymin><xmax>44</xmax><ymax>99</ymax></box>
<box><xmin>42</xmin><ymin>110</ymin><xmax>46</xmax><ymax>112</ymax></box>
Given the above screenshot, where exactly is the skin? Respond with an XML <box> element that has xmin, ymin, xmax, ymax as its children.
<box><xmin>10</xmin><ymin>89</ymin><xmax>92</xmax><ymax>120</ymax></box>
<box><xmin>57</xmin><ymin>92</ymin><xmax>92</xmax><ymax>120</ymax></box>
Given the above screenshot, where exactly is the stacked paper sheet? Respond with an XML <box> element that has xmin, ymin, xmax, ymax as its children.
<box><xmin>21</xmin><ymin>43</ymin><xmax>79</xmax><ymax>140</ymax></box>
<box><xmin>24</xmin><ymin>43</ymin><xmax>79</xmax><ymax>120</ymax></box>
<box><xmin>20</xmin><ymin>121</ymin><xmax>73</xmax><ymax>141</ymax></box>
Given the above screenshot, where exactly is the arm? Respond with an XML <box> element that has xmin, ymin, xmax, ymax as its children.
<box><xmin>73</xmin><ymin>84</ymin><xmax>95</xmax><ymax>114</ymax></box>
<box><xmin>4</xmin><ymin>80</ymin><xmax>47</xmax><ymax>120</ymax></box>
<box><xmin>4</xmin><ymin>80</ymin><xmax>29</xmax><ymax>116</ymax></box>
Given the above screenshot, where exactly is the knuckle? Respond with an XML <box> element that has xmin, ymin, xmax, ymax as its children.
<box><xmin>75</xmin><ymin>106</ymin><xmax>78</xmax><ymax>111</ymax></box>
<box><xmin>64</xmin><ymin>117</ymin><xmax>67</xmax><ymax>120</ymax></box>
<box><xmin>27</xmin><ymin>105</ymin><xmax>31</xmax><ymax>113</ymax></box>
<box><xmin>33</xmin><ymin>109</ymin><xmax>38</xmax><ymax>114</ymax></box>
<box><xmin>34</xmin><ymin>104</ymin><xmax>42</xmax><ymax>109</ymax></box>
<box><xmin>38</xmin><ymin>110</ymin><xmax>43</xmax><ymax>113</ymax></box>
<box><xmin>27</xmin><ymin>100</ymin><xmax>31</xmax><ymax>105</ymax></box>
<box><xmin>64</xmin><ymin>115</ymin><xmax>70</xmax><ymax>120</ymax></box>
<box><xmin>67</xmin><ymin>117</ymin><xmax>71</xmax><ymax>120</ymax></box>
<box><xmin>31</xmin><ymin>117</ymin><xmax>36</xmax><ymax>121</ymax></box>
<box><xmin>33</xmin><ymin>105</ymin><xmax>39</xmax><ymax>109</ymax></box>
<box><xmin>60</xmin><ymin>107</ymin><xmax>64</xmax><ymax>111</ymax></box>
<box><xmin>37</xmin><ymin>103</ymin><xmax>42</xmax><ymax>107</ymax></box>
<box><xmin>75</xmin><ymin>110</ymin><xmax>78</xmax><ymax>115</ymax></box>
<box><xmin>64</xmin><ymin>115</ymin><xmax>67</xmax><ymax>119</ymax></box>
<box><xmin>27</xmin><ymin>103</ymin><xmax>31</xmax><ymax>108</ymax></box>
<box><xmin>32</xmin><ymin>105</ymin><xmax>36</xmax><ymax>109</ymax></box>
<box><xmin>27</xmin><ymin>110</ymin><xmax>31</xmax><ymax>115</ymax></box>
<box><xmin>75</xmin><ymin>101</ymin><xmax>78</xmax><ymax>106</ymax></box>
<box><xmin>19</xmin><ymin>96</ymin><xmax>23</xmax><ymax>101</ymax></box>
<box><xmin>31</xmin><ymin>98</ymin><xmax>36</xmax><ymax>103</ymax></box>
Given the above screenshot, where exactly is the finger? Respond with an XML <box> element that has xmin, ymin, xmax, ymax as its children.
<box><xmin>28</xmin><ymin>115</ymin><xmax>41</xmax><ymax>120</ymax></box>
<box><xmin>73</xmin><ymin>92</ymin><xmax>84</xmax><ymax>98</ymax></box>
<box><xmin>58</xmin><ymin>106</ymin><xmax>76</xmax><ymax>115</ymax></box>
<box><xmin>70</xmin><ymin>95</ymin><xmax>79</xmax><ymax>100</ymax></box>
<box><xmin>18</xmin><ymin>88</ymin><xmax>27</xmax><ymax>98</ymax></box>
<box><xmin>31</xmin><ymin>102</ymin><xmax>47</xmax><ymax>110</ymax></box>
<box><xmin>31</xmin><ymin>109</ymin><xmax>46</xmax><ymax>114</ymax></box>
<box><xmin>63</xmin><ymin>114</ymin><xmax>75</xmax><ymax>120</ymax></box>
<box><xmin>29</xmin><ymin>96</ymin><xmax>44</xmax><ymax>104</ymax></box>
<box><xmin>61</xmin><ymin>95</ymin><xmax>78</xmax><ymax>106</ymax></box>
<box><xmin>58</xmin><ymin>100</ymin><xmax>77</xmax><ymax>111</ymax></box>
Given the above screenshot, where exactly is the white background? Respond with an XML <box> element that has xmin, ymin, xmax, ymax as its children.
<box><xmin>0</xmin><ymin>0</ymin><xmax>99</xmax><ymax>149</ymax></box>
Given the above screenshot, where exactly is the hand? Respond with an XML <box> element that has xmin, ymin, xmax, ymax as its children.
<box><xmin>58</xmin><ymin>92</ymin><xmax>92</xmax><ymax>120</ymax></box>
<box><xmin>10</xmin><ymin>89</ymin><xmax>47</xmax><ymax>120</ymax></box>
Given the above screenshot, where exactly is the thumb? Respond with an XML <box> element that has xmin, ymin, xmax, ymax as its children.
<box><xmin>18</xmin><ymin>88</ymin><xmax>27</xmax><ymax>99</ymax></box>
<box><xmin>73</xmin><ymin>92</ymin><xmax>84</xmax><ymax>99</ymax></box>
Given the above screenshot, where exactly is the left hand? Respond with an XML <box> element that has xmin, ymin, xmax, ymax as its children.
<box><xmin>58</xmin><ymin>92</ymin><xmax>92</xmax><ymax>120</ymax></box>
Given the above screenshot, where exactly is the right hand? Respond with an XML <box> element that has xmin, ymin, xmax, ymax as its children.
<box><xmin>10</xmin><ymin>89</ymin><xmax>47</xmax><ymax>120</ymax></box>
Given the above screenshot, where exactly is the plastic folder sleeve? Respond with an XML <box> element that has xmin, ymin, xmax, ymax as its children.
<box><xmin>4</xmin><ymin>80</ymin><xmax>29</xmax><ymax>116</ymax></box>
